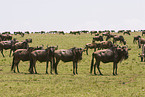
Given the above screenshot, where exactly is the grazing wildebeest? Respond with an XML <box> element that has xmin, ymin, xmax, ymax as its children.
<box><xmin>138</xmin><ymin>38</ymin><xmax>145</xmax><ymax>48</ymax></box>
<box><xmin>113</xmin><ymin>35</ymin><xmax>126</xmax><ymax>45</ymax></box>
<box><xmin>0</xmin><ymin>39</ymin><xmax>18</xmax><ymax>57</ymax></box>
<box><xmin>70</xmin><ymin>31</ymin><xmax>80</xmax><ymax>35</ymax></box>
<box><xmin>11</xmin><ymin>46</ymin><xmax>44</xmax><ymax>73</ymax></box>
<box><xmin>142</xmin><ymin>31</ymin><xmax>145</xmax><ymax>36</ymax></box>
<box><xmin>123</xmin><ymin>31</ymin><xmax>131</xmax><ymax>35</ymax></box>
<box><xmin>30</xmin><ymin>46</ymin><xmax>58</xmax><ymax>74</ymax></box>
<box><xmin>133</xmin><ymin>35</ymin><xmax>141</xmax><ymax>43</ymax></box>
<box><xmin>93</xmin><ymin>36</ymin><xmax>103</xmax><ymax>42</ymax></box>
<box><xmin>85</xmin><ymin>42</ymin><xmax>99</xmax><ymax>55</ymax></box>
<box><xmin>98</xmin><ymin>41</ymin><xmax>114</xmax><ymax>50</ymax></box>
<box><xmin>90</xmin><ymin>46</ymin><xmax>131</xmax><ymax>75</ymax></box>
<box><xmin>102</xmin><ymin>32</ymin><xmax>110</xmax><ymax>36</ymax></box>
<box><xmin>23</xmin><ymin>38</ymin><xmax>32</xmax><ymax>43</ymax></box>
<box><xmin>58</xmin><ymin>31</ymin><xmax>65</xmax><ymax>35</ymax></box>
<box><xmin>54</xmin><ymin>47</ymin><xmax>84</xmax><ymax>75</ymax></box>
<box><xmin>90</xmin><ymin>31</ymin><xmax>97</xmax><ymax>35</ymax></box>
<box><xmin>138</xmin><ymin>44</ymin><xmax>145</xmax><ymax>62</ymax></box>
<box><xmin>106</xmin><ymin>34</ymin><xmax>117</xmax><ymax>41</ymax></box>
<box><xmin>14</xmin><ymin>31</ymin><xmax>24</xmax><ymax>37</ymax></box>
<box><xmin>10</xmin><ymin>40</ymin><xmax>29</xmax><ymax>56</ymax></box>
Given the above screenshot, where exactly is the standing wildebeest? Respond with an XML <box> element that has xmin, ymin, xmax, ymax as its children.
<box><xmin>138</xmin><ymin>44</ymin><xmax>145</xmax><ymax>62</ymax></box>
<box><xmin>0</xmin><ymin>39</ymin><xmax>18</xmax><ymax>57</ymax></box>
<box><xmin>133</xmin><ymin>35</ymin><xmax>141</xmax><ymax>43</ymax></box>
<box><xmin>123</xmin><ymin>31</ymin><xmax>131</xmax><ymax>35</ymax></box>
<box><xmin>30</xmin><ymin>46</ymin><xmax>58</xmax><ymax>74</ymax></box>
<box><xmin>10</xmin><ymin>40</ymin><xmax>29</xmax><ymax>56</ymax></box>
<box><xmin>142</xmin><ymin>31</ymin><xmax>145</xmax><ymax>36</ymax></box>
<box><xmin>98</xmin><ymin>41</ymin><xmax>114</xmax><ymax>50</ymax></box>
<box><xmin>90</xmin><ymin>46</ymin><xmax>131</xmax><ymax>75</ymax></box>
<box><xmin>85</xmin><ymin>42</ymin><xmax>99</xmax><ymax>55</ymax></box>
<box><xmin>138</xmin><ymin>38</ymin><xmax>145</xmax><ymax>48</ymax></box>
<box><xmin>93</xmin><ymin>36</ymin><xmax>103</xmax><ymax>42</ymax></box>
<box><xmin>58</xmin><ymin>31</ymin><xmax>65</xmax><ymax>35</ymax></box>
<box><xmin>113</xmin><ymin>35</ymin><xmax>126</xmax><ymax>45</ymax></box>
<box><xmin>102</xmin><ymin>32</ymin><xmax>110</xmax><ymax>36</ymax></box>
<box><xmin>54</xmin><ymin>47</ymin><xmax>84</xmax><ymax>75</ymax></box>
<box><xmin>0</xmin><ymin>33</ymin><xmax>12</xmax><ymax>41</ymax></box>
<box><xmin>11</xmin><ymin>46</ymin><xmax>44</xmax><ymax>73</ymax></box>
<box><xmin>70</xmin><ymin>31</ymin><xmax>80</xmax><ymax>35</ymax></box>
<box><xmin>106</xmin><ymin>34</ymin><xmax>117</xmax><ymax>41</ymax></box>
<box><xmin>90</xmin><ymin>31</ymin><xmax>98</xmax><ymax>35</ymax></box>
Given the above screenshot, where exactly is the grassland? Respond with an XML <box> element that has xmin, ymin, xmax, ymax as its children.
<box><xmin>0</xmin><ymin>32</ymin><xmax>145</xmax><ymax>97</ymax></box>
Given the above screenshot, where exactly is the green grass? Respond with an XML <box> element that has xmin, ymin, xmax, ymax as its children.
<box><xmin>0</xmin><ymin>32</ymin><xmax>145</xmax><ymax>97</ymax></box>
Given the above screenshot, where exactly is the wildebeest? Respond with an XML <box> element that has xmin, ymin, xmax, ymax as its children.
<box><xmin>123</xmin><ymin>31</ymin><xmax>131</xmax><ymax>35</ymax></box>
<box><xmin>30</xmin><ymin>46</ymin><xmax>58</xmax><ymax>74</ymax></box>
<box><xmin>133</xmin><ymin>35</ymin><xmax>141</xmax><ymax>43</ymax></box>
<box><xmin>14</xmin><ymin>31</ymin><xmax>24</xmax><ymax>37</ymax></box>
<box><xmin>102</xmin><ymin>32</ymin><xmax>110</xmax><ymax>36</ymax></box>
<box><xmin>90</xmin><ymin>46</ymin><xmax>131</xmax><ymax>75</ymax></box>
<box><xmin>113</xmin><ymin>35</ymin><xmax>126</xmax><ymax>45</ymax></box>
<box><xmin>58</xmin><ymin>31</ymin><xmax>65</xmax><ymax>35</ymax></box>
<box><xmin>85</xmin><ymin>42</ymin><xmax>99</xmax><ymax>55</ymax></box>
<box><xmin>54</xmin><ymin>47</ymin><xmax>84</xmax><ymax>75</ymax></box>
<box><xmin>90</xmin><ymin>31</ymin><xmax>97</xmax><ymax>35</ymax></box>
<box><xmin>98</xmin><ymin>41</ymin><xmax>114</xmax><ymax>50</ymax></box>
<box><xmin>142</xmin><ymin>31</ymin><xmax>145</xmax><ymax>36</ymax></box>
<box><xmin>11</xmin><ymin>46</ymin><xmax>44</xmax><ymax>73</ymax></box>
<box><xmin>70</xmin><ymin>31</ymin><xmax>80</xmax><ymax>35</ymax></box>
<box><xmin>0</xmin><ymin>39</ymin><xmax>18</xmax><ymax>57</ymax></box>
<box><xmin>138</xmin><ymin>38</ymin><xmax>145</xmax><ymax>48</ymax></box>
<box><xmin>10</xmin><ymin>40</ymin><xmax>29</xmax><ymax>56</ymax></box>
<box><xmin>0</xmin><ymin>33</ymin><xmax>12</xmax><ymax>41</ymax></box>
<box><xmin>93</xmin><ymin>36</ymin><xmax>103</xmax><ymax>42</ymax></box>
<box><xmin>106</xmin><ymin>34</ymin><xmax>117</xmax><ymax>41</ymax></box>
<box><xmin>138</xmin><ymin>44</ymin><xmax>145</xmax><ymax>62</ymax></box>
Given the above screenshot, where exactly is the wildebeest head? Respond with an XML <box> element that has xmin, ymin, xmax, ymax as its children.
<box><xmin>46</xmin><ymin>46</ymin><xmax>58</xmax><ymax>57</ymax></box>
<box><xmin>72</xmin><ymin>47</ymin><xmax>84</xmax><ymax>61</ymax></box>
<box><xmin>25</xmin><ymin>39</ymin><xmax>32</xmax><ymax>43</ymax></box>
<box><xmin>117</xmin><ymin>46</ymin><xmax>131</xmax><ymax>60</ymax></box>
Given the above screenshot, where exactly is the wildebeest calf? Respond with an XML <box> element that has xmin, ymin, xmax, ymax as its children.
<box><xmin>133</xmin><ymin>35</ymin><xmax>141</xmax><ymax>43</ymax></box>
<box><xmin>54</xmin><ymin>47</ymin><xmax>84</xmax><ymax>75</ymax></box>
<box><xmin>90</xmin><ymin>46</ymin><xmax>131</xmax><ymax>75</ymax></box>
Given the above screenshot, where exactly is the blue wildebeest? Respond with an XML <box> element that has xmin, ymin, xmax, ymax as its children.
<box><xmin>90</xmin><ymin>46</ymin><xmax>131</xmax><ymax>75</ymax></box>
<box><xmin>54</xmin><ymin>47</ymin><xmax>84</xmax><ymax>75</ymax></box>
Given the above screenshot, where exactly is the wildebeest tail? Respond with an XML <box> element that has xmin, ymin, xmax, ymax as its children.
<box><xmin>90</xmin><ymin>53</ymin><xmax>94</xmax><ymax>73</ymax></box>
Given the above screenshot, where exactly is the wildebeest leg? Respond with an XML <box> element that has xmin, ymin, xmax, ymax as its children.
<box><xmin>115</xmin><ymin>63</ymin><xmax>118</xmax><ymax>75</ymax></box>
<box><xmin>113</xmin><ymin>62</ymin><xmax>116</xmax><ymax>75</ymax></box>
<box><xmin>97</xmin><ymin>61</ymin><xmax>103</xmax><ymax>75</ymax></box>
<box><xmin>86</xmin><ymin>48</ymin><xmax>88</xmax><ymax>55</ymax></box>
<box><xmin>90</xmin><ymin>55</ymin><xmax>94</xmax><ymax>74</ymax></box>
<box><xmin>94</xmin><ymin>62</ymin><xmax>97</xmax><ymax>75</ymax></box>
<box><xmin>16</xmin><ymin>61</ymin><xmax>20</xmax><ymax>73</ymax></box>
<box><xmin>54</xmin><ymin>59</ymin><xmax>60</xmax><ymax>74</ymax></box>
<box><xmin>76</xmin><ymin>62</ymin><xmax>78</xmax><ymax>74</ymax></box>
<box><xmin>73</xmin><ymin>61</ymin><xmax>75</xmax><ymax>75</ymax></box>
<box><xmin>9</xmin><ymin>49</ymin><xmax>12</xmax><ymax>57</ymax></box>
<box><xmin>33</xmin><ymin>60</ymin><xmax>37</xmax><ymax>74</ymax></box>
<box><xmin>46</xmin><ymin>61</ymin><xmax>49</xmax><ymax>74</ymax></box>
<box><xmin>29</xmin><ymin>59</ymin><xmax>34</xmax><ymax>74</ymax></box>
<box><xmin>1</xmin><ymin>50</ymin><xmax>5</xmax><ymax>57</ymax></box>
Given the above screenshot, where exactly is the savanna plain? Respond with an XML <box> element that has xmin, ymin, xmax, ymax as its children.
<box><xmin>0</xmin><ymin>32</ymin><xmax>145</xmax><ymax>97</ymax></box>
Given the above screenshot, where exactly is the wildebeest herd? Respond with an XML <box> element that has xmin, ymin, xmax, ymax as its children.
<box><xmin>0</xmin><ymin>30</ymin><xmax>145</xmax><ymax>75</ymax></box>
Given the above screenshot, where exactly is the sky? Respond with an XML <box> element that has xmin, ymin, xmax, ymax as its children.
<box><xmin>0</xmin><ymin>0</ymin><xmax>145</xmax><ymax>33</ymax></box>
